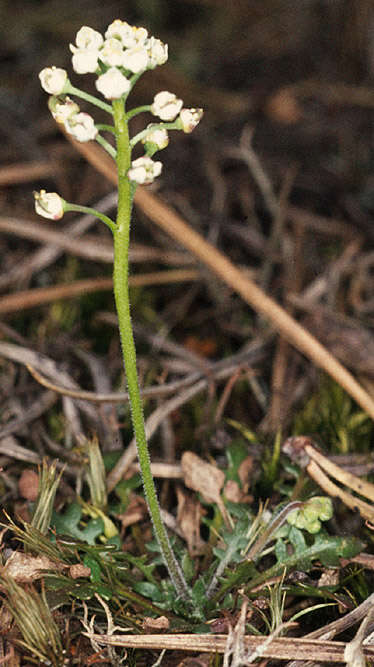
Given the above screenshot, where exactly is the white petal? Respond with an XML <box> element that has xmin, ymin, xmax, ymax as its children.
<box><xmin>75</xmin><ymin>26</ymin><xmax>103</xmax><ymax>50</ymax></box>
<box><xmin>39</xmin><ymin>67</ymin><xmax>68</xmax><ymax>95</ymax></box>
<box><xmin>72</xmin><ymin>49</ymin><xmax>99</xmax><ymax>74</ymax></box>
<box><xmin>95</xmin><ymin>68</ymin><xmax>131</xmax><ymax>99</ymax></box>
<box><xmin>34</xmin><ymin>191</ymin><xmax>64</xmax><ymax>220</ymax></box>
<box><xmin>122</xmin><ymin>45</ymin><xmax>149</xmax><ymax>73</ymax></box>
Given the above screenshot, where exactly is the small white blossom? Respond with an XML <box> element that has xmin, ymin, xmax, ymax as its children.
<box><xmin>147</xmin><ymin>37</ymin><xmax>168</xmax><ymax>68</ymax></box>
<box><xmin>34</xmin><ymin>190</ymin><xmax>65</xmax><ymax>220</ymax></box>
<box><xmin>142</xmin><ymin>127</ymin><xmax>169</xmax><ymax>150</ymax></box>
<box><xmin>75</xmin><ymin>26</ymin><xmax>104</xmax><ymax>50</ymax></box>
<box><xmin>132</xmin><ymin>26</ymin><xmax>148</xmax><ymax>45</ymax></box>
<box><xmin>100</xmin><ymin>37</ymin><xmax>124</xmax><ymax>67</ymax></box>
<box><xmin>122</xmin><ymin>45</ymin><xmax>149</xmax><ymax>73</ymax></box>
<box><xmin>39</xmin><ymin>67</ymin><xmax>68</xmax><ymax>95</ymax></box>
<box><xmin>178</xmin><ymin>107</ymin><xmax>204</xmax><ymax>133</ymax></box>
<box><xmin>50</xmin><ymin>97</ymin><xmax>80</xmax><ymax>124</ymax></box>
<box><xmin>105</xmin><ymin>20</ymin><xmax>134</xmax><ymax>46</ymax></box>
<box><xmin>105</xmin><ymin>21</ymin><xmax>147</xmax><ymax>48</ymax></box>
<box><xmin>151</xmin><ymin>91</ymin><xmax>183</xmax><ymax>121</ymax></box>
<box><xmin>71</xmin><ymin>46</ymin><xmax>100</xmax><ymax>74</ymax></box>
<box><xmin>65</xmin><ymin>112</ymin><xmax>98</xmax><ymax>142</ymax></box>
<box><xmin>95</xmin><ymin>67</ymin><xmax>131</xmax><ymax>99</ymax></box>
<box><xmin>128</xmin><ymin>156</ymin><xmax>162</xmax><ymax>185</ymax></box>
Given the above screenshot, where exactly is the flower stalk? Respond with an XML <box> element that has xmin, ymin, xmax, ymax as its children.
<box><xmin>36</xmin><ymin>19</ymin><xmax>203</xmax><ymax>603</ymax></box>
<box><xmin>112</xmin><ymin>98</ymin><xmax>191</xmax><ymax>600</ymax></box>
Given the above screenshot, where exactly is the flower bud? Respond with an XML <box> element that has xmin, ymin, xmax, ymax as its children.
<box><xmin>122</xmin><ymin>45</ymin><xmax>149</xmax><ymax>73</ymax></box>
<box><xmin>147</xmin><ymin>37</ymin><xmax>168</xmax><ymax>69</ymax></box>
<box><xmin>75</xmin><ymin>26</ymin><xmax>103</xmax><ymax>50</ymax></box>
<box><xmin>39</xmin><ymin>67</ymin><xmax>68</xmax><ymax>95</ymax></box>
<box><xmin>151</xmin><ymin>91</ymin><xmax>183</xmax><ymax>121</ymax></box>
<box><xmin>105</xmin><ymin>21</ymin><xmax>147</xmax><ymax>48</ymax></box>
<box><xmin>178</xmin><ymin>107</ymin><xmax>204</xmax><ymax>133</ymax></box>
<box><xmin>70</xmin><ymin>46</ymin><xmax>100</xmax><ymax>74</ymax></box>
<box><xmin>127</xmin><ymin>156</ymin><xmax>162</xmax><ymax>185</ymax></box>
<box><xmin>34</xmin><ymin>191</ymin><xmax>65</xmax><ymax>220</ymax></box>
<box><xmin>65</xmin><ymin>112</ymin><xmax>98</xmax><ymax>142</ymax></box>
<box><xmin>142</xmin><ymin>127</ymin><xmax>169</xmax><ymax>151</ymax></box>
<box><xmin>49</xmin><ymin>97</ymin><xmax>80</xmax><ymax>124</ymax></box>
<box><xmin>100</xmin><ymin>37</ymin><xmax>124</xmax><ymax>67</ymax></box>
<box><xmin>133</xmin><ymin>27</ymin><xmax>148</xmax><ymax>44</ymax></box>
<box><xmin>95</xmin><ymin>67</ymin><xmax>131</xmax><ymax>99</ymax></box>
<box><xmin>105</xmin><ymin>20</ymin><xmax>134</xmax><ymax>46</ymax></box>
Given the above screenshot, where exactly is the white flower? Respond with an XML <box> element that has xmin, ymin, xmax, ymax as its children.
<box><xmin>132</xmin><ymin>26</ymin><xmax>148</xmax><ymax>45</ymax></box>
<box><xmin>100</xmin><ymin>37</ymin><xmax>124</xmax><ymax>67</ymax></box>
<box><xmin>75</xmin><ymin>26</ymin><xmax>103</xmax><ymax>50</ymax></box>
<box><xmin>95</xmin><ymin>67</ymin><xmax>131</xmax><ymax>99</ymax></box>
<box><xmin>49</xmin><ymin>97</ymin><xmax>80</xmax><ymax>124</ymax></box>
<box><xmin>142</xmin><ymin>127</ymin><xmax>169</xmax><ymax>150</ymax></box>
<box><xmin>147</xmin><ymin>37</ymin><xmax>168</xmax><ymax>68</ymax></box>
<box><xmin>34</xmin><ymin>190</ymin><xmax>65</xmax><ymax>220</ymax></box>
<box><xmin>122</xmin><ymin>45</ymin><xmax>149</xmax><ymax>73</ymax></box>
<box><xmin>69</xmin><ymin>26</ymin><xmax>103</xmax><ymax>74</ymax></box>
<box><xmin>71</xmin><ymin>46</ymin><xmax>100</xmax><ymax>74</ymax></box>
<box><xmin>151</xmin><ymin>91</ymin><xmax>183</xmax><ymax>121</ymax></box>
<box><xmin>105</xmin><ymin>21</ymin><xmax>147</xmax><ymax>48</ymax></box>
<box><xmin>105</xmin><ymin>20</ymin><xmax>134</xmax><ymax>46</ymax></box>
<box><xmin>39</xmin><ymin>67</ymin><xmax>68</xmax><ymax>95</ymax></box>
<box><xmin>178</xmin><ymin>107</ymin><xmax>204</xmax><ymax>133</ymax></box>
<box><xmin>65</xmin><ymin>112</ymin><xmax>98</xmax><ymax>142</ymax></box>
<box><xmin>128</xmin><ymin>156</ymin><xmax>162</xmax><ymax>185</ymax></box>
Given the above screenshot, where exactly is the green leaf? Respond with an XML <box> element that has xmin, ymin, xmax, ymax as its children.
<box><xmin>191</xmin><ymin>577</ymin><xmax>207</xmax><ymax>607</ymax></box>
<box><xmin>52</xmin><ymin>503</ymin><xmax>104</xmax><ymax>545</ymax></box>
<box><xmin>225</xmin><ymin>439</ymin><xmax>249</xmax><ymax>484</ymax></box>
<box><xmin>93</xmin><ymin>583</ymin><xmax>112</xmax><ymax>600</ymax></box>
<box><xmin>275</xmin><ymin>538</ymin><xmax>287</xmax><ymax>563</ymax></box>
<box><xmin>83</xmin><ymin>555</ymin><xmax>102</xmax><ymax>583</ymax></box>
<box><xmin>132</xmin><ymin>581</ymin><xmax>163</xmax><ymax>603</ymax></box>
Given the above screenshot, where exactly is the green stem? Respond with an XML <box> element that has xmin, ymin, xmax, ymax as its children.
<box><xmin>111</xmin><ymin>99</ymin><xmax>191</xmax><ymax>602</ymax></box>
<box><xmin>95</xmin><ymin>133</ymin><xmax>117</xmax><ymax>159</ymax></box>
<box><xmin>126</xmin><ymin>104</ymin><xmax>151</xmax><ymax>121</ymax></box>
<box><xmin>66</xmin><ymin>83</ymin><xmax>113</xmax><ymax>114</ymax></box>
<box><xmin>64</xmin><ymin>203</ymin><xmax>116</xmax><ymax>232</ymax></box>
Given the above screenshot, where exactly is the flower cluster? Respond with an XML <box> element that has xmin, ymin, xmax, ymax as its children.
<box><xmin>287</xmin><ymin>496</ymin><xmax>333</xmax><ymax>534</ymax></box>
<box><xmin>70</xmin><ymin>22</ymin><xmax>168</xmax><ymax>78</ymax></box>
<box><xmin>36</xmin><ymin>19</ymin><xmax>203</xmax><ymax>208</ymax></box>
<box><xmin>39</xmin><ymin>22</ymin><xmax>167</xmax><ymax>101</ymax></box>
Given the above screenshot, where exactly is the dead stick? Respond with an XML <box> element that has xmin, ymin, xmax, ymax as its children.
<box><xmin>63</xmin><ymin>135</ymin><xmax>374</xmax><ymax>420</ymax></box>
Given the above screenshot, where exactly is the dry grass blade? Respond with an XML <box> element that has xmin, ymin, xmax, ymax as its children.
<box><xmin>0</xmin><ymin>161</ymin><xmax>56</xmax><ymax>186</ymax></box>
<box><xmin>81</xmin><ymin>632</ymin><xmax>374</xmax><ymax>662</ymax></box>
<box><xmin>2</xmin><ymin>576</ymin><xmax>64</xmax><ymax>667</ymax></box>
<box><xmin>0</xmin><ymin>215</ymin><xmax>194</xmax><ymax>267</ymax></box>
<box><xmin>0</xmin><ymin>391</ymin><xmax>57</xmax><ymax>441</ymax></box>
<box><xmin>283</xmin><ymin>437</ymin><xmax>374</xmax><ymax>522</ymax></box>
<box><xmin>25</xmin><ymin>362</ymin><xmax>200</xmax><ymax>402</ymax></box>
<box><xmin>305</xmin><ymin>444</ymin><xmax>374</xmax><ymax>504</ymax></box>
<box><xmin>0</xmin><ymin>435</ymin><xmax>41</xmax><ymax>464</ymax></box>
<box><xmin>62</xmin><ymin>133</ymin><xmax>374</xmax><ymax>420</ymax></box>
<box><xmin>0</xmin><ymin>269</ymin><xmax>198</xmax><ymax>315</ymax></box>
<box><xmin>31</xmin><ymin>460</ymin><xmax>63</xmax><ymax>535</ymax></box>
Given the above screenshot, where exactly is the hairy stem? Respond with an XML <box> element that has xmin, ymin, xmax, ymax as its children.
<box><xmin>111</xmin><ymin>98</ymin><xmax>190</xmax><ymax>602</ymax></box>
